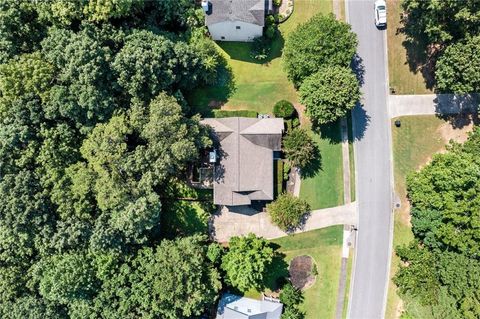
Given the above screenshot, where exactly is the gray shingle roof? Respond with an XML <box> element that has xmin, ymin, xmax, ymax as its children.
<box><xmin>205</xmin><ymin>0</ymin><xmax>265</xmax><ymax>26</ymax></box>
<box><xmin>201</xmin><ymin>117</ymin><xmax>284</xmax><ymax>206</ymax></box>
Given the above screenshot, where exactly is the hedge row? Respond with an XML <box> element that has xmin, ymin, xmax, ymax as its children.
<box><xmin>213</xmin><ymin>109</ymin><xmax>258</xmax><ymax>118</ymax></box>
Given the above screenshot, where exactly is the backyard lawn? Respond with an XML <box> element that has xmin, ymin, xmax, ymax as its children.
<box><xmin>386</xmin><ymin>0</ymin><xmax>433</xmax><ymax>94</ymax></box>
<box><xmin>270</xmin><ymin>226</ymin><xmax>343</xmax><ymax>319</ymax></box>
<box><xmin>386</xmin><ymin>115</ymin><xmax>473</xmax><ymax>319</ymax></box>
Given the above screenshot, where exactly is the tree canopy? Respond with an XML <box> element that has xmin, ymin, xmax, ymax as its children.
<box><xmin>299</xmin><ymin>66</ymin><xmax>360</xmax><ymax>125</ymax></box>
<box><xmin>435</xmin><ymin>35</ymin><xmax>480</xmax><ymax>94</ymax></box>
<box><xmin>221</xmin><ymin>234</ymin><xmax>274</xmax><ymax>292</ymax></box>
<box><xmin>0</xmin><ymin>1</ymin><xmax>223</xmax><ymax>316</ymax></box>
<box><xmin>283</xmin><ymin>13</ymin><xmax>357</xmax><ymax>87</ymax></box>
<box><xmin>395</xmin><ymin>127</ymin><xmax>480</xmax><ymax>318</ymax></box>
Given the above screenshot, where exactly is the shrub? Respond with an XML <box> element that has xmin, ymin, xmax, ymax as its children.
<box><xmin>282</xmin><ymin>128</ymin><xmax>316</xmax><ymax>169</ymax></box>
<box><xmin>250</xmin><ymin>37</ymin><xmax>271</xmax><ymax>61</ymax></box>
<box><xmin>213</xmin><ymin>109</ymin><xmax>258</xmax><ymax>118</ymax></box>
<box><xmin>299</xmin><ymin>66</ymin><xmax>360</xmax><ymax>125</ymax></box>
<box><xmin>267</xmin><ymin>193</ymin><xmax>310</xmax><ymax>231</ymax></box>
<box><xmin>282</xmin><ymin>307</ymin><xmax>305</xmax><ymax>319</ymax></box>
<box><xmin>273</xmin><ymin>100</ymin><xmax>295</xmax><ymax>118</ymax></box>
<box><xmin>280</xmin><ymin>282</ymin><xmax>304</xmax><ymax>307</ymax></box>
<box><xmin>273</xmin><ymin>0</ymin><xmax>282</xmax><ymax>7</ymax></box>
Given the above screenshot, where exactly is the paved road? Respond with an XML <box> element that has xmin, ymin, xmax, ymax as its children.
<box><xmin>347</xmin><ymin>1</ymin><xmax>393</xmax><ymax>318</ymax></box>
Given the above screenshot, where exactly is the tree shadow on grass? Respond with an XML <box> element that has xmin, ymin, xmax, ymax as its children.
<box><xmin>300</xmin><ymin>143</ymin><xmax>322</xmax><ymax>179</ymax></box>
<box><xmin>398</xmin><ymin>14</ymin><xmax>437</xmax><ymax>90</ymax></box>
<box><xmin>312</xmin><ymin>120</ymin><xmax>342</xmax><ymax>145</ymax></box>
<box><xmin>262</xmin><ymin>252</ymin><xmax>290</xmax><ymax>292</ymax></box>
<box><xmin>217</xmin><ymin>32</ymin><xmax>284</xmax><ymax>65</ymax></box>
<box><xmin>185</xmin><ymin>54</ymin><xmax>236</xmax><ymax>117</ymax></box>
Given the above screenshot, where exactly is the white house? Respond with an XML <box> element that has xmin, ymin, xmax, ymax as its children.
<box><xmin>216</xmin><ymin>293</ymin><xmax>283</xmax><ymax>319</ymax></box>
<box><xmin>204</xmin><ymin>0</ymin><xmax>270</xmax><ymax>42</ymax></box>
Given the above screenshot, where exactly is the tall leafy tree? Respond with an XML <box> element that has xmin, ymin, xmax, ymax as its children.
<box><xmin>221</xmin><ymin>234</ymin><xmax>274</xmax><ymax>292</ymax></box>
<box><xmin>299</xmin><ymin>66</ymin><xmax>360</xmax><ymax>124</ymax></box>
<box><xmin>282</xmin><ymin>128</ymin><xmax>316</xmax><ymax>169</ymax></box>
<box><xmin>283</xmin><ymin>13</ymin><xmax>357</xmax><ymax>86</ymax></box>
<box><xmin>267</xmin><ymin>193</ymin><xmax>310</xmax><ymax>231</ymax></box>
<box><xmin>435</xmin><ymin>35</ymin><xmax>480</xmax><ymax>94</ymax></box>
<box><xmin>0</xmin><ymin>0</ymin><xmax>46</xmax><ymax>63</ymax></box>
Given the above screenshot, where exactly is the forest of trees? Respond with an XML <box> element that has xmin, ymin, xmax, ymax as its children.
<box><xmin>395</xmin><ymin>128</ymin><xmax>480</xmax><ymax>319</ymax></box>
<box><xmin>0</xmin><ymin>0</ymin><xmax>227</xmax><ymax>317</ymax></box>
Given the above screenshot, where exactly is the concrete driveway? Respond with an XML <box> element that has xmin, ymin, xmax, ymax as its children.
<box><xmin>210</xmin><ymin>202</ymin><xmax>357</xmax><ymax>242</ymax></box>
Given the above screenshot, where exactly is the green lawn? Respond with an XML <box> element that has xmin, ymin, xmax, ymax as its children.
<box><xmin>385</xmin><ymin>116</ymin><xmax>452</xmax><ymax>319</ymax></box>
<box><xmin>386</xmin><ymin>0</ymin><xmax>433</xmax><ymax>94</ymax></box>
<box><xmin>300</xmin><ymin>122</ymin><xmax>344</xmax><ymax>209</ymax></box>
<box><xmin>270</xmin><ymin>226</ymin><xmax>343</xmax><ymax>319</ymax></box>
<box><xmin>187</xmin><ymin>0</ymin><xmax>332</xmax><ymax>115</ymax></box>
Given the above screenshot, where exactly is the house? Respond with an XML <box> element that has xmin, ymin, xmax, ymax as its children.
<box><xmin>203</xmin><ymin>0</ymin><xmax>271</xmax><ymax>42</ymax></box>
<box><xmin>216</xmin><ymin>293</ymin><xmax>283</xmax><ymax>319</ymax></box>
<box><xmin>201</xmin><ymin>117</ymin><xmax>284</xmax><ymax>206</ymax></box>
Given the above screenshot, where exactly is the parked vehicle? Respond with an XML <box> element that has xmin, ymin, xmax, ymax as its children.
<box><xmin>374</xmin><ymin>0</ymin><xmax>387</xmax><ymax>27</ymax></box>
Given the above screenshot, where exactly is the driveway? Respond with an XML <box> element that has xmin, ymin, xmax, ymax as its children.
<box><xmin>347</xmin><ymin>0</ymin><xmax>393</xmax><ymax>318</ymax></box>
<box><xmin>210</xmin><ymin>202</ymin><xmax>357</xmax><ymax>242</ymax></box>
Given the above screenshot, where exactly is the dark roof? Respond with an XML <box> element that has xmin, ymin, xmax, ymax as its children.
<box><xmin>205</xmin><ymin>0</ymin><xmax>265</xmax><ymax>26</ymax></box>
<box><xmin>201</xmin><ymin>117</ymin><xmax>284</xmax><ymax>206</ymax></box>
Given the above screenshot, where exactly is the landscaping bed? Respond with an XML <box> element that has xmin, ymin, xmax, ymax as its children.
<box><xmin>289</xmin><ymin>255</ymin><xmax>317</xmax><ymax>290</ymax></box>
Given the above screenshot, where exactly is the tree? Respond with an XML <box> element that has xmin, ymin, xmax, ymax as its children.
<box><xmin>221</xmin><ymin>234</ymin><xmax>274</xmax><ymax>292</ymax></box>
<box><xmin>299</xmin><ymin>66</ymin><xmax>360</xmax><ymax>124</ymax></box>
<box><xmin>112</xmin><ymin>30</ymin><xmax>203</xmax><ymax>103</ymax></box>
<box><xmin>30</xmin><ymin>252</ymin><xmax>98</xmax><ymax>304</ymax></box>
<box><xmin>126</xmin><ymin>236</ymin><xmax>221</xmax><ymax>318</ymax></box>
<box><xmin>267</xmin><ymin>193</ymin><xmax>310</xmax><ymax>231</ymax></box>
<box><xmin>283</xmin><ymin>13</ymin><xmax>357</xmax><ymax>86</ymax></box>
<box><xmin>41</xmin><ymin>28</ymin><xmax>116</xmax><ymax>130</ymax></box>
<box><xmin>280</xmin><ymin>282</ymin><xmax>304</xmax><ymax>307</ymax></box>
<box><xmin>282</xmin><ymin>128</ymin><xmax>316</xmax><ymax>169</ymax></box>
<box><xmin>401</xmin><ymin>0</ymin><xmax>480</xmax><ymax>46</ymax></box>
<box><xmin>0</xmin><ymin>0</ymin><xmax>46</xmax><ymax>63</ymax></box>
<box><xmin>435</xmin><ymin>35</ymin><xmax>480</xmax><ymax>93</ymax></box>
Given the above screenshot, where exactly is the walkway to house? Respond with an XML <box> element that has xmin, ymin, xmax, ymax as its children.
<box><xmin>389</xmin><ymin>94</ymin><xmax>479</xmax><ymax>118</ymax></box>
<box><xmin>210</xmin><ymin>202</ymin><xmax>357</xmax><ymax>243</ymax></box>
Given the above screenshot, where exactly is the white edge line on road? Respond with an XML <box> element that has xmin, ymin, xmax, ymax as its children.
<box><xmin>344</xmin><ymin>1</ymin><xmax>358</xmax><ymax>319</ymax></box>
<box><xmin>382</xmin><ymin>21</ymin><xmax>395</xmax><ymax>319</ymax></box>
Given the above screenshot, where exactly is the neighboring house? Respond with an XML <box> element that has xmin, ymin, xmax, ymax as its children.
<box><xmin>201</xmin><ymin>117</ymin><xmax>284</xmax><ymax>206</ymax></box>
<box><xmin>203</xmin><ymin>0</ymin><xmax>271</xmax><ymax>42</ymax></box>
<box><xmin>216</xmin><ymin>293</ymin><xmax>283</xmax><ymax>319</ymax></box>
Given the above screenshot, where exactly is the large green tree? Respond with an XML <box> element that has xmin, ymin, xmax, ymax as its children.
<box><xmin>299</xmin><ymin>66</ymin><xmax>360</xmax><ymax>124</ymax></box>
<box><xmin>401</xmin><ymin>0</ymin><xmax>480</xmax><ymax>46</ymax></box>
<box><xmin>283</xmin><ymin>13</ymin><xmax>357</xmax><ymax>86</ymax></box>
<box><xmin>435</xmin><ymin>35</ymin><xmax>480</xmax><ymax>94</ymax></box>
<box><xmin>221</xmin><ymin>234</ymin><xmax>274</xmax><ymax>292</ymax></box>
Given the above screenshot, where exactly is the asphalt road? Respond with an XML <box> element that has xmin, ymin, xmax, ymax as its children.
<box><xmin>347</xmin><ymin>0</ymin><xmax>393</xmax><ymax>318</ymax></box>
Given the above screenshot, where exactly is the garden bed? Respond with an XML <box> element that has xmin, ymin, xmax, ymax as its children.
<box><xmin>289</xmin><ymin>255</ymin><xmax>317</xmax><ymax>290</ymax></box>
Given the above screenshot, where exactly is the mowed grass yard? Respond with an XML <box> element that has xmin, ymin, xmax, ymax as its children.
<box><xmin>270</xmin><ymin>227</ymin><xmax>343</xmax><ymax>319</ymax></box>
<box><xmin>385</xmin><ymin>115</ymin><xmax>472</xmax><ymax>319</ymax></box>
<box><xmin>386</xmin><ymin>0</ymin><xmax>433</xmax><ymax>94</ymax></box>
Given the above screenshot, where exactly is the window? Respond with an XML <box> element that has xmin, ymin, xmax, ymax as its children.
<box><xmin>236</xmin><ymin>26</ymin><xmax>241</xmax><ymax>29</ymax></box>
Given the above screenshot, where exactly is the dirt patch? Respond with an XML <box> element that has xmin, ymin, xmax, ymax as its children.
<box><xmin>289</xmin><ymin>255</ymin><xmax>316</xmax><ymax>290</ymax></box>
<box><xmin>436</xmin><ymin>116</ymin><xmax>474</xmax><ymax>145</ymax></box>
<box><xmin>208</xmin><ymin>100</ymin><xmax>225</xmax><ymax>109</ymax></box>
<box><xmin>293</xmin><ymin>103</ymin><xmax>309</xmax><ymax>126</ymax></box>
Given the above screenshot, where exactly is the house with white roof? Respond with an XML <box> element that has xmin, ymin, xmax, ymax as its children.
<box><xmin>216</xmin><ymin>293</ymin><xmax>283</xmax><ymax>319</ymax></box>
<box><xmin>203</xmin><ymin>0</ymin><xmax>272</xmax><ymax>42</ymax></box>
